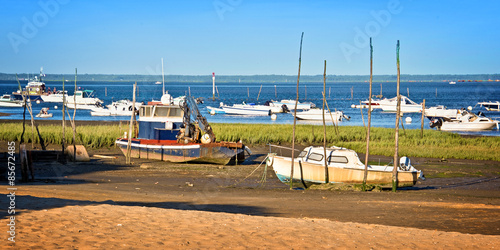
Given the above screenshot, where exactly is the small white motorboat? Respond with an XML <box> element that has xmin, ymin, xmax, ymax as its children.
<box><xmin>65</xmin><ymin>90</ymin><xmax>103</xmax><ymax>106</ymax></box>
<box><xmin>379</xmin><ymin>95</ymin><xmax>422</xmax><ymax>113</ymax></box>
<box><xmin>266</xmin><ymin>145</ymin><xmax>423</xmax><ymax>187</ymax></box>
<box><xmin>268</xmin><ymin>99</ymin><xmax>315</xmax><ymax>111</ymax></box>
<box><xmin>430</xmin><ymin>111</ymin><xmax>499</xmax><ymax>131</ymax></box>
<box><xmin>293</xmin><ymin>108</ymin><xmax>349</xmax><ymax>121</ymax></box>
<box><xmin>424</xmin><ymin>106</ymin><xmax>461</xmax><ymax>120</ymax></box>
<box><xmin>36</xmin><ymin>108</ymin><xmax>53</xmax><ymax>118</ymax></box>
<box><xmin>41</xmin><ymin>90</ymin><xmax>68</xmax><ymax>103</ymax></box>
<box><xmin>0</xmin><ymin>94</ymin><xmax>23</xmax><ymax>107</ymax></box>
<box><xmin>477</xmin><ymin>101</ymin><xmax>500</xmax><ymax>111</ymax></box>
<box><xmin>207</xmin><ymin>106</ymin><xmax>225</xmax><ymax>115</ymax></box>
<box><xmin>106</xmin><ymin>100</ymin><xmax>143</xmax><ymax>116</ymax></box>
<box><xmin>221</xmin><ymin>102</ymin><xmax>284</xmax><ymax>116</ymax></box>
<box><xmin>90</xmin><ymin>107</ymin><xmax>112</xmax><ymax>116</ymax></box>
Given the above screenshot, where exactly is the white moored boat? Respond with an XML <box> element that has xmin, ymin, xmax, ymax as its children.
<box><xmin>106</xmin><ymin>100</ymin><xmax>143</xmax><ymax>116</ymax></box>
<box><xmin>221</xmin><ymin>102</ymin><xmax>284</xmax><ymax>116</ymax></box>
<box><xmin>41</xmin><ymin>90</ymin><xmax>68</xmax><ymax>103</ymax></box>
<box><xmin>430</xmin><ymin>111</ymin><xmax>499</xmax><ymax>131</ymax></box>
<box><xmin>424</xmin><ymin>106</ymin><xmax>461</xmax><ymax>120</ymax></box>
<box><xmin>269</xmin><ymin>99</ymin><xmax>315</xmax><ymax>110</ymax></box>
<box><xmin>379</xmin><ymin>95</ymin><xmax>422</xmax><ymax>113</ymax></box>
<box><xmin>267</xmin><ymin>146</ymin><xmax>423</xmax><ymax>187</ymax></box>
<box><xmin>293</xmin><ymin>109</ymin><xmax>348</xmax><ymax>121</ymax></box>
<box><xmin>0</xmin><ymin>94</ymin><xmax>23</xmax><ymax>107</ymax></box>
<box><xmin>477</xmin><ymin>101</ymin><xmax>500</xmax><ymax>111</ymax></box>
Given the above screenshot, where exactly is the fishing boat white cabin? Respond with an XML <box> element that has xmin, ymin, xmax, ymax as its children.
<box><xmin>267</xmin><ymin>146</ymin><xmax>423</xmax><ymax>187</ymax></box>
<box><xmin>41</xmin><ymin>90</ymin><xmax>68</xmax><ymax>103</ymax></box>
<box><xmin>115</xmin><ymin>92</ymin><xmax>248</xmax><ymax>165</ymax></box>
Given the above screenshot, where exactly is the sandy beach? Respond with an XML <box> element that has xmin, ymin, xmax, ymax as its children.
<box><xmin>1</xmin><ymin>130</ymin><xmax>500</xmax><ymax>248</ymax></box>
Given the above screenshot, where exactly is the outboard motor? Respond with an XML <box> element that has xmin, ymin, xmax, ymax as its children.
<box><xmin>281</xmin><ymin>104</ymin><xmax>290</xmax><ymax>113</ymax></box>
<box><xmin>429</xmin><ymin>118</ymin><xmax>442</xmax><ymax>129</ymax></box>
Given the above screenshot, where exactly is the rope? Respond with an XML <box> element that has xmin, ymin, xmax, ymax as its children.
<box><xmin>230</xmin><ymin>155</ymin><xmax>269</xmax><ymax>188</ymax></box>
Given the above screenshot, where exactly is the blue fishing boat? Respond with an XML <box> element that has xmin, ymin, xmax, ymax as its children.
<box><xmin>115</xmin><ymin>92</ymin><xmax>248</xmax><ymax>165</ymax></box>
<box><xmin>12</xmin><ymin>68</ymin><xmax>48</xmax><ymax>102</ymax></box>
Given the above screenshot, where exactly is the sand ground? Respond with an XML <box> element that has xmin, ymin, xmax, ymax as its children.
<box><xmin>1</xmin><ymin>135</ymin><xmax>499</xmax><ymax>248</ymax></box>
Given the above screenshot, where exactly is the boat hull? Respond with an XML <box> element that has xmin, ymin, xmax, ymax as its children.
<box><xmin>439</xmin><ymin>121</ymin><xmax>497</xmax><ymax>131</ymax></box>
<box><xmin>11</xmin><ymin>93</ymin><xmax>44</xmax><ymax>102</ymax></box>
<box><xmin>115</xmin><ymin>138</ymin><xmax>246</xmax><ymax>165</ymax></box>
<box><xmin>269</xmin><ymin>155</ymin><xmax>419</xmax><ymax>187</ymax></box>
<box><xmin>294</xmin><ymin>109</ymin><xmax>344</xmax><ymax>121</ymax></box>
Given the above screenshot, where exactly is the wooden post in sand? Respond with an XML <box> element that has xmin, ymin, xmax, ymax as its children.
<box><xmin>363</xmin><ymin>37</ymin><xmax>374</xmax><ymax>191</ymax></box>
<box><xmin>322</xmin><ymin>60</ymin><xmax>329</xmax><ymax>184</ymax></box>
<box><xmin>392</xmin><ymin>40</ymin><xmax>401</xmax><ymax>192</ymax></box>
<box><xmin>62</xmin><ymin>77</ymin><xmax>66</xmax><ymax>157</ymax></box>
<box><xmin>290</xmin><ymin>32</ymin><xmax>304</xmax><ymax>190</ymax></box>
<box><xmin>126</xmin><ymin>82</ymin><xmax>137</xmax><ymax>164</ymax></box>
<box><xmin>72</xmin><ymin>68</ymin><xmax>78</xmax><ymax>161</ymax></box>
<box><xmin>421</xmin><ymin>99</ymin><xmax>425</xmax><ymax>138</ymax></box>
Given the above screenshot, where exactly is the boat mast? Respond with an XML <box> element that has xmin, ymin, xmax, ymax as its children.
<box><xmin>161</xmin><ymin>58</ymin><xmax>165</xmax><ymax>95</ymax></box>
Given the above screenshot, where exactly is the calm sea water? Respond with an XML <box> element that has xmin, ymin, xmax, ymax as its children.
<box><xmin>1</xmin><ymin>80</ymin><xmax>499</xmax><ymax>136</ymax></box>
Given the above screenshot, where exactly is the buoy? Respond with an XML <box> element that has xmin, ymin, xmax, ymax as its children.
<box><xmin>36</xmin><ymin>100</ymin><xmax>41</xmax><ymax>104</ymax></box>
<box><xmin>210</xmin><ymin>110</ymin><xmax>216</xmax><ymax>115</ymax></box>
<box><xmin>271</xmin><ymin>114</ymin><xmax>277</xmax><ymax>120</ymax></box>
<box><xmin>467</xmin><ymin>106</ymin><xmax>472</xmax><ymax>111</ymax></box>
<box><xmin>54</xmin><ymin>105</ymin><xmax>58</xmax><ymax>109</ymax></box>
<box><xmin>405</xmin><ymin>117</ymin><xmax>412</xmax><ymax>123</ymax></box>
<box><xmin>350</xmin><ymin>104</ymin><xmax>355</xmax><ymax>108</ymax></box>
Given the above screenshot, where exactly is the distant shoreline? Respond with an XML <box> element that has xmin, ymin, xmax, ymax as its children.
<box><xmin>1</xmin><ymin>73</ymin><xmax>499</xmax><ymax>83</ymax></box>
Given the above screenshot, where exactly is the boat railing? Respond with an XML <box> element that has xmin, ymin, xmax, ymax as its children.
<box><xmin>267</xmin><ymin>144</ymin><xmax>302</xmax><ymax>158</ymax></box>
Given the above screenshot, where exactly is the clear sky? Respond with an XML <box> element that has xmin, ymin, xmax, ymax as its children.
<box><xmin>1</xmin><ymin>0</ymin><xmax>499</xmax><ymax>76</ymax></box>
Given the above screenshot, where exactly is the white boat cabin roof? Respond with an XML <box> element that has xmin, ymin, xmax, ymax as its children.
<box><xmin>298</xmin><ymin>146</ymin><xmax>364</xmax><ymax>166</ymax></box>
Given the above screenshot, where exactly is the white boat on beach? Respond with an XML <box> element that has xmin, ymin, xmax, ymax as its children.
<box><xmin>477</xmin><ymin>101</ymin><xmax>500</xmax><ymax>111</ymax></box>
<box><xmin>0</xmin><ymin>94</ymin><xmax>23</xmax><ymax>107</ymax></box>
<box><xmin>429</xmin><ymin>111</ymin><xmax>499</xmax><ymax>131</ymax></box>
<box><xmin>266</xmin><ymin>145</ymin><xmax>423</xmax><ymax>187</ymax></box>
<box><xmin>293</xmin><ymin>108</ymin><xmax>349</xmax><ymax>121</ymax></box>
<box><xmin>379</xmin><ymin>95</ymin><xmax>422</xmax><ymax>113</ymax></box>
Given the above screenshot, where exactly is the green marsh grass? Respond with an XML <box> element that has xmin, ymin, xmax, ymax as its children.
<box><xmin>0</xmin><ymin>123</ymin><xmax>498</xmax><ymax>161</ymax></box>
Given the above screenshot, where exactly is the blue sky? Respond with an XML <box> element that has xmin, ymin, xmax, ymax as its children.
<box><xmin>1</xmin><ymin>0</ymin><xmax>499</xmax><ymax>76</ymax></box>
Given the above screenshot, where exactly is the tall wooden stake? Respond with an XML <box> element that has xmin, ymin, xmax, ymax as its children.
<box><xmin>62</xmin><ymin>77</ymin><xmax>66</xmax><ymax>157</ymax></box>
<box><xmin>290</xmin><ymin>32</ymin><xmax>304</xmax><ymax>190</ymax></box>
<box><xmin>421</xmin><ymin>99</ymin><xmax>426</xmax><ymax>138</ymax></box>
<box><xmin>363</xmin><ymin>37</ymin><xmax>373</xmax><ymax>190</ymax></box>
<box><xmin>322</xmin><ymin>60</ymin><xmax>328</xmax><ymax>183</ymax></box>
<box><xmin>257</xmin><ymin>84</ymin><xmax>263</xmax><ymax>101</ymax></box>
<box><xmin>126</xmin><ymin>82</ymin><xmax>137</xmax><ymax>164</ymax></box>
<box><xmin>72</xmin><ymin>68</ymin><xmax>78</xmax><ymax>161</ymax></box>
<box><xmin>392</xmin><ymin>40</ymin><xmax>401</xmax><ymax>192</ymax></box>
